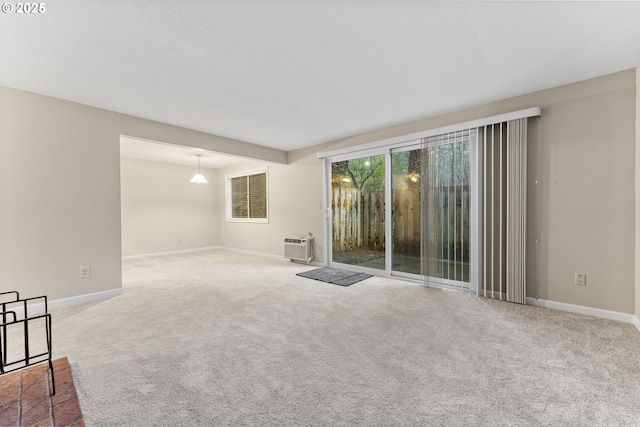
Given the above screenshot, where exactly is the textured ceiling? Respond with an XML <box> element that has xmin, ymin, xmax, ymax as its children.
<box><xmin>1</xmin><ymin>1</ymin><xmax>639</xmax><ymax>152</ymax></box>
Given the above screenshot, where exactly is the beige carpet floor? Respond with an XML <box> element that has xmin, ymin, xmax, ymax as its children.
<box><xmin>50</xmin><ymin>250</ymin><xmax>640</xmax><ymax>426</ymax></box>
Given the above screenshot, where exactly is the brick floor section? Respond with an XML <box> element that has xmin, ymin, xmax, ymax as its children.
<box><xmin>0</xmin><ymin>358</ymin><xmax>84</xmax><ymax>427</ymax></box>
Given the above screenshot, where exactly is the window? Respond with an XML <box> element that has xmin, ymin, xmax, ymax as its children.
<box><xmin>225</xmin><ymin>168</ymin><xmax>268</xmax><ymax>223</ymax></box>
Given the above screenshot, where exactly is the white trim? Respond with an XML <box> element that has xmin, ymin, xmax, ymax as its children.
<box><xmin>225</xmin><ymin>218</ymin><xmax>269</xmax><ymax>224</ymax></box>
<box><xmin>221</xmin><ymin>246</ymin><xmax>324</xmax><ymax>266</ymax></box>
<box><xmin>384</xmin><ymin>152</ymin><xmax>392</xmax><ymax>273</ymax></box>
<box><xmin>7</xmin><ymin>288</ymin><xmax>123</xmax><ymax>317</ymax></box>
<box><xmin>218</xmin><ymin>246</ymin><xmax>285</xmax><ymax>261</ymax></box>
<box><xmin>221</xmin><ymin>246</ymin><xmax>322</xmax><ymax>266</ymax></box>
<box><xmin>224</xmin><ymin>167</ymin><xmax>268</xmax><ymax>180</ymax></box>
<box><xmin>50</xmin><ymin>288</ymin><xmax>123</xmax><ymax>310</ymax></box>
<box><xmin>633</xmin><ymin>315</ymin><xmax>640</xmax><ymax>333</ymax></box>
<box><xmin>526</xmin><ymin>297</ymin><xmax>635</xmax><ymax>325</ymax></box>
<box><xmin>323</xmin><ymin>145</ymin><xmax>389</xmax><ymax>163</ymax></box>
<box><xmin>317</xmin><ymin>107</ymin><xmax>542</xmax><ymax>159</ymax></box>
<box><xmin>225</xmin><ymin>167</ymin><xmax>269</xmax><ymax>223</ymax></box>
<box><xmin>122</xmin><ymin>246</ymin><xmax>324</xmax><ymax>265</ymax></box>
<box><xmin>322</xmin><ymin>158</ymin><xmax>331</xmax><ymax>266</ymax></box>
<box><xmin>122</xmin><ymin>246</ymin><xmax>220</xmax><ymax>260</ymax></box>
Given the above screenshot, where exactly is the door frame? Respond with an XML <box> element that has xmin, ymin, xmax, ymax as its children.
<box><xmin>321</xmin><ymin>133</ymin><xmax>480</xmax><ymax>293</ymax></box>
<box><xmin>322</xmin><ymin>147</ymin><xmax>390</xmax><ymax>276</ymax></box>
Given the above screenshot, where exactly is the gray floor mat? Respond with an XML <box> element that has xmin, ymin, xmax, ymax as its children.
<box><xmin>296</xmin><ymin>267</ymin><xmax>372</xmax><ymax>286</ymax></box>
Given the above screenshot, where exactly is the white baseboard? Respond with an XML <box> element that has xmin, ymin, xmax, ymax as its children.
<box><xmin>526</xmin><ymin>297</ymin><xmax>635</xmax><ymax>325</ymax></box>
<box><xmin>633</xmin><ymin>315</ymin><xmax>640</xmax><ymax>333</ymax></box>
<box><xmin>7</xmin><ymin>288</ymin><xmax>123</xmax><ymax>317</ymax></box>
<box><xmin>218</xmin><ymin>246</ymin><xmax>323</xmax><ymax>266</ymax></box>
<box><xmin>122</xmin><ymin>246</ymin><xmax>220</xmax><ymax>260</ymax></box>
<box><xmin>123</xmin><ymin>245</ymin><xmax>323</xmax><ymax>266</ymax></box>
<box><xmin>217</xmin><ymin>246</ymin><xmax>284</xmax><ymax>260</ymax></box>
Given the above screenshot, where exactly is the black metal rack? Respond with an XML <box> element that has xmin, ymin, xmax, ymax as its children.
<box><xmin>0</xmin><ymin>291</ymin><xmax>55</xmax><ymax>395</ymax></box>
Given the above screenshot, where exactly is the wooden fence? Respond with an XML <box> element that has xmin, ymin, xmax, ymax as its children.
<box><xmin>332</xmin><ymin>187</ymin><xmax>385</xmax><ymax>253</ymax></box>
<box><xmin>332</xmin><ymin>185</ymin><xmax>469</xmax><ymax>259</ymax></box>
<box><xmin>392</xmin><ymin>187</ymin><xmax>421</xmax><ymax>257</ymax></box>
<box><xmin>332</xmin><ymin>186</ymin><xmax>421</xmax><ymax>256</ymax></box>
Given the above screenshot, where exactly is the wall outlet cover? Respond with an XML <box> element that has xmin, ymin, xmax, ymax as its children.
<box><xmin>80</xmin><ymin>266</ymin><xmax>91</xmax><ymax>279</ymax></box>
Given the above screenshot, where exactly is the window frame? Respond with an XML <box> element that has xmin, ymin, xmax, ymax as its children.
<box><xmin>225</xmin><ymin>167</ymin><xmax>269</xmax><ymax>223</ymax></box>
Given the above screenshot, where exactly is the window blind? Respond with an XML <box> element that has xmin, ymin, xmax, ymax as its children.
<box><xmin>231</xmin><ymin>176</ymin><xmax>249</xmax><ymax>218</ymax></box>
<box><xmin>248</xmin><ymin>173</ymin><xmax>267</xmax><ymax>219</ymax></box>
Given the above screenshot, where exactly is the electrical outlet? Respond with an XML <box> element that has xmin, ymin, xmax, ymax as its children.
<box><xmin>574</xmin><ymin>273</ymin><xmax>586</xmax><ymax>286</ymax></box>
<box><xmin>80</xmin><ymin>266</ymin><xmax>91</xmax><ymax>279</ymax></box>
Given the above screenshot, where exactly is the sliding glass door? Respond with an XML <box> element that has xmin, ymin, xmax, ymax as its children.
<box><xmin>326</xmin><ymin>130</ymin><xmax>476</xmax><ymax>292</ymax></box>
<box><xmin>390</xmin><ymin>133</ymin><xmax>471</xmax><ymax>289</ymax></box>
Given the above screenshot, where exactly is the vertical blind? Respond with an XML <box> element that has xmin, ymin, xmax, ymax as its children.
<box><xmin>419</xmin><ymin>119</ymin><xmax>527</xmax><ymax>304</ymax></box>
<box><xmin>231</xmin><ymin>176</ymin><xmax>249</xmax><ymax>218</ymax></box>
<box><xmin>482</xmin><ymin>118</ymin><xmax>527</xmax><ymax>303</ymax></box>
<box><xmin>248</xmin><ymin>173</ymin><xmax>267</xmax><ymax>219</ymax></box>
<box><xmin>420</xmin><ymin>129</ymin><xmax>474</xmax><ymax>292</ymax></box>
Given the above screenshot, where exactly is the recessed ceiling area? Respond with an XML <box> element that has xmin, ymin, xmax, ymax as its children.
<box><xmin>2</xmin><ymin>2</ymin><xmax>639</xmax><ymax>152</ymax></box>
<box><xmin>119</xmin><ymin>136</ymin><xmax>246</xmax><ymax>169</ymax></box>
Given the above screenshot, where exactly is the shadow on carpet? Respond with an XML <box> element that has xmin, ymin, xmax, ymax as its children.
<box><xmin>296</xmin><ymin>267</ymin><xmax>372</xmax><ymax>286</ymax></box>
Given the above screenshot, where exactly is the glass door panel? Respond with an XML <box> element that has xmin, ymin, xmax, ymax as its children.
<box><xmin>331</xmin><ymin>154</ymin><xmax>386</xmax><ymax>270</ymax></box>
<box><xmin>391</xmin><ymin>149</ymin><xmax>421</xmax><ymax>274</ymax></box>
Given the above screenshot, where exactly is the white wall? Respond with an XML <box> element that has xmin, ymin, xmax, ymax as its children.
<box><xmin>288</xmin><ymin>69</ymin><xmax>637</xmax><ymax>315</ymax></box>
<box><xmin>120</xmin><ymin>158</ymin><xmax>217</xmax><ymax>256</ymax></box>
<box><xmin>210</xmin><ymin>70</ymin><xmax>637</xmax><ymax>315</ymax></box>
<box><xmin>1</xmin><ymin>70</ymin><xmax>637</xmax><ymax>316</ymax></box>
<box><xmin>215</xmin><ymin>156</ymin><xmax>325</xmax><ymax>262</ymax></box>
<box><xmin>636</xmin><ymin>67</ymin><xmax>640</xmax><ymax>321</ymax></box>
<box><xmin>0</xmin><ymin>85</ymin><xmax>286</xmax><ymax>301</ymax></box>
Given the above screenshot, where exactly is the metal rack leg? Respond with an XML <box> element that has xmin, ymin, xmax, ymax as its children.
<box><xmin>48</xmin><ymin>359</ymin><xmax>56</xmax><ymax>396</ymax></box>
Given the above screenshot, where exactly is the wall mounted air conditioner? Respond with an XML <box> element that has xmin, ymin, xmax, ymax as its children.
<box><xmin>284</xmin><ymin>236</ymin><xmax>314</xmax><ymax>263</ymax></box>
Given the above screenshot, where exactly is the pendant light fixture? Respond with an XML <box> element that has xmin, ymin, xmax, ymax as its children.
<box><xmin>189</xmin><ymin>154</ymin><xmax>208</xmax><ymax>184</ymax></box>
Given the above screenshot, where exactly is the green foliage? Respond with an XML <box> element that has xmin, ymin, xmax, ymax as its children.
<box><xmin>333</xmin><ymin>139</ymin><xmax>470</xmax><ymax>192</ymax></box>
<box><xmin>403</xmin><ymin>141</ymin><xmax>469</xmax><ymax>188</ymax></box>
<box><xmin>346</xmin><ymin>154</ymin><xmax>385</xmax><ymax>191</ymax></box>
<box><xmin>333</xmin><ymin>155</ymin><xmax>386</xmax><ymax>191</ymax></box>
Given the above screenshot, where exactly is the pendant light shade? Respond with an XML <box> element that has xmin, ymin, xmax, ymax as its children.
<box><xmin>190</xmin><ymin>154</ymin><xmax>208</xmax><ymax>184</ymax></box>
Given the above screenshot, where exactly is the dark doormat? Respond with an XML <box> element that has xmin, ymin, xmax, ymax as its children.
<box><xmin>296</xmin><ymin>267</ymin><xmax>373</xmax><ymax>286</ymax></box>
